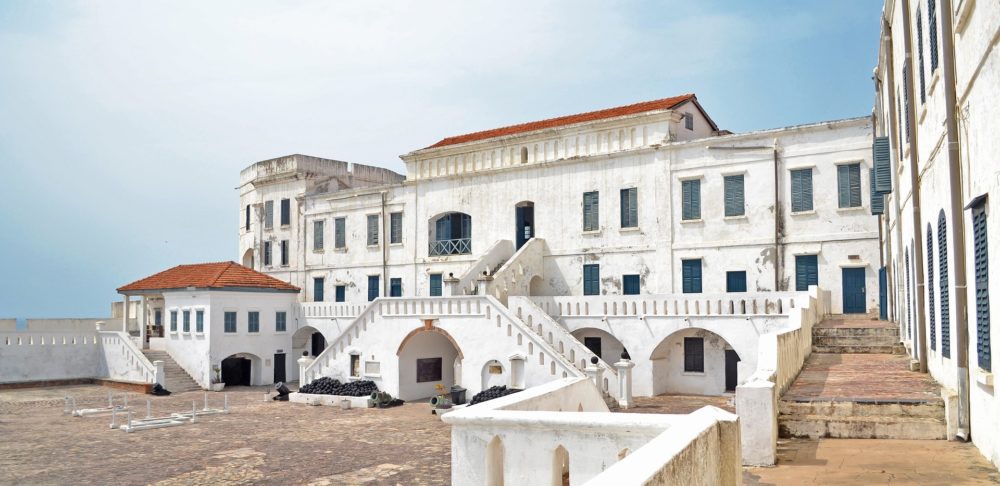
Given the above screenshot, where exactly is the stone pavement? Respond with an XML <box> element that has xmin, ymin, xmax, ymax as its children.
<box><xmin>621</xmin><ymin>393</ymin><xmax>736</xmax><ymax>415</ymax></box>
<box><xmin>782</xmin><ymin>351</ymin><xmax>941</xmax><ymax>402</ymax></box>
<box><xmin>744</xmin><ymin>438</ymin><xmax>1000</xmax><ymax>485</ymax></box>
<box><xmin>0</xmin><ymin>384</ymin><xmax>451</xmax><ymax>485</ymax></box>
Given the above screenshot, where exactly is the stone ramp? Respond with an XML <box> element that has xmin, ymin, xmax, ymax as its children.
<box><xmin>142</xmin><ymin>350</ymin><xmax>202</xmax><ymax>393</ymax></box>
<box><xmin>779</xmin><ymin>316</ymin><xmax>946</xmax><ymax>440</ymax></box>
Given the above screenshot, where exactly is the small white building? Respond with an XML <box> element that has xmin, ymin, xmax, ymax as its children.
<box><xmin>117</xmin><ymin>261</ymin><xmax>301</xmax><ymax>388</ymax></box>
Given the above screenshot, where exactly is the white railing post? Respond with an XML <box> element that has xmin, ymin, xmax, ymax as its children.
<box><xmin>614</xmin><ymin>358</ymin><xmax>635</xmax><ymax>409</ymax></box>
<box><xmin>153</xmin><ymin>360</ymin><xmax>165</xmax><ymax>386</ymax></box>
<box><xmin>736</xmin><ymin>378</ymin><xmax>777</xmax><ymax>466</ymax></box>
<box><xmin>585</xmin><ymin>358</ymin><xmax>604</xmax><ymax>391</ymax></box>
<box><xmin>298</xmin><ymin>355</ymin><xmax>315</xmax><ymax>384</ymax></box>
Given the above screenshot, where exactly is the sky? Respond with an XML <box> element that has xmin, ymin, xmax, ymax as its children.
<box><xmin>0</xmin><ymin>1</ymin><xmax>883</xmax><ymax>318</ymax></box>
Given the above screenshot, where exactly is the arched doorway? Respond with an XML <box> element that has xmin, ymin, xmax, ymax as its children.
<box><xmin>221</xmin><ymin>353</ymin><xmax>262</xmax><ymax>387</ymax></box>
<box><xmin>429</xmin><ymin>212</ymin><xmax>472</xmax><ymax>256</ymax></box>
<box><xmin>291</xmin><ymin>326</ymin><xmax>328</xmax><ymax>380</ymax></box>
<box><xmin>648</xmin><ymin>328</ymin><xmax>741</xmax><ymax>396</ymax></box>
<box><xmin>481</xmin><ymin>359</ymin><xmax>507</xmax><ymax>390</ymax></box>
<box><xmin>241</xmin><ymin>248</ymin><xmax>254</xmax><ymax>269</ymax></box>
<box><xmin>396</xmin><ymin>327</ymin><xmax>463</xmax><ymax>401</ymax></box>
<box><xmin>571</xmin><ymin>328</ymin><xmax>629</xmax><ymax>365</ymax></box>
<box><xmin>515</xmin><ymin>201</ymin><xmax>534</xmax><ymax>250</ymax></box>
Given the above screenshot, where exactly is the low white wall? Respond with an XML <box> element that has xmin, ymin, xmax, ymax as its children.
<box><xmin>0</xmin><ymin>331</ymin><xmax>102</xmax><ymax>383</ymax></box>
<box><xmin>27</xmin><ymin>318</ymin><xmax>114</xmax><ymax>332</ymax></box>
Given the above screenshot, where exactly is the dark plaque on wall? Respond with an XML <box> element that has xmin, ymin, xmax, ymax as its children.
<box><xmin>416</xmin><ymin>357</ymin><xmax>443</xmax><ymax>383</ymax></box>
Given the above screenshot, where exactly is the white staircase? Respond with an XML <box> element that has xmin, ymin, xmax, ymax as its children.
<box><xmin>142</xmin><ymin>350</ymin><xmax>202</xmax><ymax>392</ymax></box>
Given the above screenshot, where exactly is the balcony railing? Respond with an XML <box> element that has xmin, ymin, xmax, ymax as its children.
<box><xmin>429</xmin><ymin>238</ymin><xmax>472</xmax><ymax>256</ymax></box>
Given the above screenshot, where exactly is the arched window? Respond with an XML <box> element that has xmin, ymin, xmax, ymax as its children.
<box><xmin>429</xmin><ymin>212</ymin><xmax>471</xmax><ymax>256</ymax></box>
<box><xmin>927</xmin><ymin>225</ymin><xmax>936</xmax><ymax>351</ymax></box>
<box><xmin>520</xmin><ymin>147</ymin><xmax>528</xmax><ymax>164</ymax></box>
<box><xmin>938</xmin><ymin>211</ymin><xmax>951</xmax><ymax>358</ymax></box>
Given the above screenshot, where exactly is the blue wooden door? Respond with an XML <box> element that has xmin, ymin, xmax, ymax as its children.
<box><xmin>842</xmin><ymin>268</ymin><xmax>866</xmax><ymax>314</ymax></box>
<box><xmin>879</xmin><ymin>267</ymin><xmax>888</xmax><ymax>320</ymax></box>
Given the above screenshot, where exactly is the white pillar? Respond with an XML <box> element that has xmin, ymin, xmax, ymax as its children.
<box><xmin>122</xmin><ymin>294</ymin><xmax>131</xmax><ymax>333</ymax></box>
<box><xmin>153</xmin><ymin>360</ymin><xmax>165</xmax><ymax>387</ymax></box>
<box><xmin>585</xmin><ymin>358</ymin><xmax>604</xmax><ymax>392</ymax></box>
<box><xmin>139</xmin><ymin>296</ymin><xmax>147</xmax><ymax>348</ymax></box>
<box><xmin>614</xmin><ymin>358</ymin><xmax>636</xmax><ymax>409</ymax></box>
<box><xmin>736</xmin><ymin>379</ymin><xmax>777</xmax><ymax>466</ymax></box>
<box><xmin>298</xmin><ymin>355</ymin><xmax>315</xmax><ymax>384</ymax></box>
<box><xmin>443</xmin><ymin>275</ymin><xmax>461</xmax><ymax>296</ymax></box>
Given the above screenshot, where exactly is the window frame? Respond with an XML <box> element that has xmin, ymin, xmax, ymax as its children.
<box><xmin>247</xmin><ymin>311</ymin><xmax>260</xmax><ymax>334</ymax></box>
<box><xmin>723</xmin><ymin>174</ymin><xmax>745</xmax><ymax>217</ymax></box>
<box><xmin>367</xmin><ymin>214</ymin><xmax>380</xmax><ymax>246</ymax></box>
<box><xmin>583</xmin><ymin>191</ymin><xmax>600</xmax><ymax>232</ymax></box>
<box><xmin>583</xmin><ymin>264</ymin><xmax>600</xmax><ymax>296</ymax></box>
<box><xmin>334</xmin><ymin>217</ymin><xmax>346</xmax><ymax>249</ymax></box>
<box><xmin>195</xmin><ymin>309</ymin><xmax>204</xmax><ymax>333</ymax></box>
<box><xmin>837</xmin><ymin>163</ymin><xmax>863</xmax><ymax>209</ymax></box>
<box><xmin>275</xmin><ymin>311</ymin><xmax>287</xmax><ymax>333</ymax></box>
<box><xmin>683</xmin><ymin>337</ymin><xmax>705</xmax><ymax>373</ymax></box>
<box><xmin>313</xmin><ymin>220</ymin><xmax>324</xmax><ymax>251</ymax></box>
<box><xmin>313</xmin><ymin>276</ymin><xmax>325</xmax><ymax>302</ymax></box>
<box><xmin>280</xmin><ymin>198</ymin><xmax>291</xmax><ymax>226</ymax></box>
<box><xmin>681</xmin><ymin>179</ymin><xmax>701</xmax><ymax>221</ymax></box>
<box><xmin>622</xmin><ymin>274</ymin><xmax>640</xmax><ymax>295</ymax></box>
<box><xmin>619</xmin><ymin>188</ymin><xmax>638</xmax><ymax>229</ymax></box>
<box><xmin>681</xmin><ymin>259</ymin><xmax>703</xmax><ymax>294</ymax></box>
<box><xmin>224</xmin><ymin>311</ymin><xmax>237</xmax><ymax>333</ymax></box>
<box><xmin>390</xmin><ymin>212</ymin><xmax>403</xmax><ymax>245</ymax></box>
<box><xmin>790</xmin><ymin>168</ymin><xmax>815</xmax><ymax>213</ymax></box>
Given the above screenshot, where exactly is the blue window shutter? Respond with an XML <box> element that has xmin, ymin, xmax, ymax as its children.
<box><xmin>583</xmin><ymin>264</ymin><xmax>600</xmax><ymax>295</ymax></box>
<box><xmin>430</xmin><ymin>274</ymin><xmax>442</xmax><ymax>297</ymax></box>
<box><xmin>682</xmin><ymin>260</ymin><xmax>702</xmax><ymax>293</ymax></box>
<box><xmin>583</xmin><ymin>192</ymin><xmax>599</xmax><ymax>231</ymax></box>
<box><xmin>791</xmin><ymin>169</ymin><xmax>814</xmax><ymax>212</ymax></box>
<box><xmin>929</xmin><ymin>0</ymin><xmax>939</xmax><ymax>71</ymax></box>
<box><xmin>795</xmin><ymin>255</ymin><xmax>818</xmax><ymax>291</ymax></box>
<box><xmin>620</xmin><ymin>188</ymin><xmax>637</xmax><ymax>228</ymax></box>
<box><xmin>280</xmin><ymin>199</ymin><xmax>290</xmax><ymax>226</ymax></box>
<box><xmin>335</xmin><ymin>285</ymin><xmax>345</xmax><ymax>302</ymax></box>
<box><xmin>314</xmin><ymin>277</ymin><xmax>324</xmax><ymax>302</ymax></box>
<box><xmin>849</xmin><ymin>165</ymin><xmax>862</xmax><ymax>207</ymax></box>
<box><xmin>368</xmin><ymin>275</ymin><xmax>379</xmax><ymax>301</ymax></box>
<box><xmin>905</xmin><ymin>249</ymin><xmax>912</xmax><ymax>338</ymax></box>
<box><xmin>838</xmin><ymin>165</ymin><xmax>850</xmax><ymax>207</ymax></box>
<box><xmin>903</xmin><ymin>63</ymin><xmax>911</xmax><ymax>138</ymax></box>
<box><xmin>939</xmin><ymin>212</ymin><xmax>951</xmax><ymax>358</ymax></box>
<box><xmin>682</xmin><ymin>181</ymin><xmax>701</xmax><ymax>220</ymax></box>
<box><xmin>927</xmin><ymin>227</ymin><xmax>936</xmax><ymax>351</ymax></box>
<box><xmin>973</xmin><ymin>204</ymin><xmax>991</xmax><ymax>370</ymax></box>
<box><xmin>873</xmin><ymin>137</ymin><xmax>893</xmax><ymax>193</ymax></box>
<box><xmin>870</xmin><ymin>169</ymin><xmax>885</xmax><ymax>215</ymax></box>
<box><xmin>390</xmin><ymin>278</ymin><xmax>402</xmax><ymax>297</ymax></box>
<box><xmin>727</xmin><ymin>271</ymin><xmax>747</xmax><ymax>292</ymax></box>
<box><xmin>724</xmin><ymin>175</ymin><xmax>744</xmax><ymax>217</ymax></box>
<box><xmin>917</xmin><ymin>12</ymin><xmax>926</xmax><ymax>104</ymax></box>
<box><xmin>623</xmin><ymin>275</ymin><xmax>640</xmax><ymax>295</ymax></box>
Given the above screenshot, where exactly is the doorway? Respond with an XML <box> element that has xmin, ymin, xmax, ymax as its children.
<box><xmin>725</xmin><ymin>349</ymin><xmax>740</xmax><ymax>391</ymax></box>
<box><xmin>222</xmin><ymin>356</ymin><xmax>252</xmax><ymax>386</ymax></box>
<box><xmin>842</xmin><ymin>267</ymin><xmax>867</xmax><ymax>314</ymax></box>
<box><xmin>583</xmin><ymin>337</ymin><xmax>602</xmax><ymax>359</ymax></box>
<box><xmin>311</xmin><ymin>332</ymin><xmax>326</xmax><ymax>357</ymax></box>
<box><xmin>273</xmin><ymin>353</ymin><xmax>286</xmax><ymax>383</ymax></box>
<box><xmin>515</xmin><ymin>202</ymin><xmax>534</xmax><ymax>250</ymax></box>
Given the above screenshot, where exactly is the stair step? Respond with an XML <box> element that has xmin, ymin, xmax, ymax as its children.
<box><xmin>812</xmin><ymin>345</ymin><xmax>906</xmax><ymax>354</ymax></box>
<box><xmin>141</xmin><ymin>350</ymin><xmax>203</xmax><ymax>392</ymax></box>
<box><xmin>812</xmin><ymin>336</ymin><xmax>901</xmax><ymax>346</ymax></box>
<box><xmin>779</xmin><ymin>400</ymin><xmax>944</xmax><ymax>418</ymax></box>
<box><xmin>813</xmin><ymin>327</ymin><xmax>900</xmax><ymax>338</ymax></box>
<box><xmin>778</xmin><ymin>414</ymin><xmax>946</xmax><ymax>439</ymax></box>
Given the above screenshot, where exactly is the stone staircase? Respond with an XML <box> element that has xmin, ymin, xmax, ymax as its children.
<box><xmin>778</xmin><ymin>316</ymin><xmax>946</xmax><ymax>440</ymax></box>
<box><xmin>142</xmin><ymin>350</ymin><xmax>202</xmax><ymax>393</ymax></box>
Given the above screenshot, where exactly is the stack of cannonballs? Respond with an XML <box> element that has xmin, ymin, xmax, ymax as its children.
<box><xmin>299</xmin><ymin>377</ymin><xmax>378</xmax><ymax>397</ymax></box>
<box><xmin>469</xmin><ymin>385</ymin><xmax>521</xmax><ymax>405</ymax></box>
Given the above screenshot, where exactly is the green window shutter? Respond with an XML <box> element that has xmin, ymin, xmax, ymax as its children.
<box><xmin>196</xmin><ymin>310</ymin><xmax>204</xmax><ymax>333</ymax></box>
<box><xmin>939</xmin><ymin>212</ymin><xmax>951</xmax><ymax>358</ymax></box>
<box><xmin>973</xmin><ymin>204</ymin><xmax>991</xmax><ymax>370</ymax></box>
<box><xmin>917</xmin><ymin>12</ymin><xmax>926</xmax><ymax>104</ymax></box>
<box><xmin>682</xmin><ymin>259</ymin><xmax>702</xmax><ymax>293</ymax></box>
<box><xmin>314</xmin><ymin>277</ymin><xmax>324</xmax><ymax>302</ymax></box>
<box><xmin>264</xmin><ymin>201</ymin><xmax>273</xmax><ymax>229</ymax></box>
<box><xmin>929</xmin><ymin>0</ymin><xmax>939</xmax><ymax>71</ymax></box>
<box><xmin>583</xmin><ymin>264</ymin><xmax>600</xmax><ymax>295</ymax></box>
<box><xmin>873</xmin><ymin>137</ymin><xmax>892</xmax><ymax>193</ymax></box>
<box><xmin>684</xmin><ymin>337</ymin><xmax>704</xmax><ymax>372</ymax></box>
<box><xmin>367</xmin><ymin>215</ymin><xmax>379</xmax><ymax>246</ymax></box>
<box><xmin>335</xmin><ymin>218</ymin><xmax>346</xmax><ymax>248</ymax></box>
<box><xmin>724</xmin><ymin>175</ymin><xmax>744</xmax><ymax>217</ymax></box>
<box><xmin>390</xmin><ymin>212</ymin><xmax>403</xmax><ymax>244</ymax></box>
<box><xmin>870</xmin><ymin>169</ymin><xmax>885</xmax><ymax>215</ymax></box>
<box><xmin>849</xmin><ymin>164</ymin><xmax>862</xmax><ymax>207</ymax></box>
<box><xmin>795</xmin><ymin>255</ymin><xmax>818</xmax><ymax>291</ymax></box>
<box><xmin>368</xmin><ymin>275</ymin><xmax>380</xmax><ymax>301</ymax></box>
<box><xmin>390</xmin><ymin>278</ymin><xmax>402</xmax><ymax>297</ymax></box>
<box><xmin>583</xmin><ymin>191</ymin><xmax>599</xmax><ymax>231</ymax></box>
<box><xmin>429</xmin><ymin>274</ymin><xmax>442</xmax><ymax>297</ymax></box>
<box><xmin>280</xmin><ymin>199</ymin><xmax>290</xmax><ymax>226</ymax></box>
<box><xmin>620</xmin><ymin>188</ymin><xmax>637</xmax><ymax>228</ymax></box>
<box><xmin>726</xmin><ymin>271</ymin><xmax>747</xmax><ymax>292</ymax></box>
<box><xmin>313</xmin><ymin>220</ymin><xmax>324</xmax><ymax>250</ymax></box>
<box><xmin>335</xmin><ymin>285</ymin><xmax>346</xmax><ymax>302</ymax></box>
<box><xmin>791</xmin><ymin>169</ymin><xmax>813</xmax><ymax>212</ymax></box>
<box><xmin>682</xmin><ymin>180</ymin><xmax>701</xmax><ymax>220</ymax></box>
<box><xmin>623</xmin><ymin>274</ymin><xmax>640</xmax><ymax>295</ymax></box>
<box><xmin>903</xmin><ymin>63</ymin><xmax>911</xmax><ymax>138</ymax></box>
<box><xmin>927</xmin><ymin>227</ymin><xmax>937</xmax><ymax>351</ymax></box>
<box><xmin>838</xmin><ymin>165</ymin><xmax>850</xmax><ymax>208</ymax></box>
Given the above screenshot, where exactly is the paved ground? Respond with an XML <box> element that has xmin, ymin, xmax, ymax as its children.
<box><xmin>622</xmin><ymin>393</ymin><xmax>736</xmax><ymax>414</ymax></box>
<box><xmin>782</xmin><ymin>353</ymin><xmax>941</xmax><ymax>403</ymax></box>
<box><xmin>744</xmin><ymin>438</ymin><xmax>1000</xmax><ymax>485</ymax></box>
<box><xmin>0</xmin><ymin>384</ymin><xmax>451</xmax><ymax>485</ymax></box>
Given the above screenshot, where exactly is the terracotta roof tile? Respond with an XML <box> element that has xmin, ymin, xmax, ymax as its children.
<box><xmin>425</xmin><ymin>94</ymin><xmax>696</xmax><ymax>149</ymax></box>
<box><xmin>117</xmin><ymin>262</ymin><xmax>299</xmax><ymax>293</ymax></box>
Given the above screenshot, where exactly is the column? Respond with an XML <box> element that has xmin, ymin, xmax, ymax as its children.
<box><xmin>122</xmin><ymin>294</ymin><xmax>131</xmax><ymax>333</ymax></box>
<box><xmin>298</xmin><ymin>355</ymin><xmax>316</xmax><ymax>385</ymax></box>
<box><xmin>614</xmin><ymin>358</ymin><xmax>636</xmax><ymax>409</ymax></box>
<box><xmin>584</xmin><ymin>356</ymin><xmax>604</xmax><ymax>391</ymax></box>
<box><xmin>139</xmin><ymin>295</ymin><xmax>147</xmax><ymax>348</ymax></box>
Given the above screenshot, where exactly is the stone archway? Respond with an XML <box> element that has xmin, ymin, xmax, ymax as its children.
<box><xmin>221</xmin><ymin>352</ymin><xmax>262</xmax><ymax>387</ymax></box>
<box><xmin>396</xmin><ymin>326</ymin><xmax>464</xmax><ymax>401</ymax></box>
<box><xmin>648</xmin><ymin>328</ymin><xmax>742</xmax><ymax>396</ymax></box>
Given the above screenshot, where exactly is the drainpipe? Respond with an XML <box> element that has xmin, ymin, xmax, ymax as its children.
<box><xmin>900</xmin><ymin>0</ymin><xmax>929</xmax><ymax>374</ymax></box>
<box><xmin>381</xmin><ymin>191</ymin><xmax>388</xmax><ymax>297</ymax></box>
<box><xmin>939</xmin><ymin>0</ymin><xmax>971</xmax><ymax>440</ymax></box>
<box><xmin>773</xmin><ymin>142</ymin><xmax>783</xmax><ymax>291</ymax></box>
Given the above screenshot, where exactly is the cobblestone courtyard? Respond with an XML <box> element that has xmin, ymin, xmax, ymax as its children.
<box><xmin>0</xmin><ymin>385</ymin><xmax>451</xmax><ymax>485</ymax></box>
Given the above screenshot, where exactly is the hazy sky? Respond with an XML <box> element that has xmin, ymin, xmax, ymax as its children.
<box><xmin>0</xmin><ymin>1</ymin><xmax>882</xmax><ymax>318</ymax></box>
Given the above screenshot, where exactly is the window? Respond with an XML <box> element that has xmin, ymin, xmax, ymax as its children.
<box><xmin>684</xmin><ymin>113</ymin><xmax>694</xmax><ymax>130</ymax></box>
<box><xmin>795</xmin><ymin>255</ymin><xmax>819</xmax><ymax>291</ymax></box>
<box><xmin>682</xmin><ymin>180</ymin><xmax>701</xmax><ymax>220</ymax></box>
<box><xmin>430</xmin><ymin>213</ymin><xmax>472</xmax><ymax>255</ymax></box>
<box><xmin>276</xmin><ymin>311</ymin><xmax>286</xmax><ymax>332</ymax></box>
<box><xmin>429</xmin><ymin>274</ymin><xmax>442</xmax><ymax>297</ymax></box>
<box><xmin>902</xmin><ymin>62</ymin><xmax>911</xmax><ymax>139</ymax></box>
<box><xmin>682</xmin><ymin>259</ymin><xmax>702</xmax><ymax>293</ymax></box>
<box><xmin>263</xmin><ymin>241</ymin><xmax>272</xmax><ymax>266</ymax></box>
<box><xmin>939</xmin><ymin>211</ymin><xmax>951</xmax><ymax>358</ymax></box>
<box><xmin>583</xmin><ymin>264</ymin><xmax>600</xmax><ymax>296</ymax></box>
<box><xmin>583</xmin><ymin>191</ymin><xmax>599</xmax><ymax>231</ymax></box>
<box><xmin>520</xmin><ymin>147</ymin><xmax>528</xmax><ymax>164</ymax></box>
<box><xmin>390</xmin><ymin>278</ymin><xmax>402</xmax><ymax>297</ymax></box>
<box><xmin>724</xmin><ymin>175</ymin><xmax>745</xmax><ymax>217</ymax></box>
<box><xmin>280</xmin><ymin>240</ymin><xmax>289</xmax><ymax>266</ymax></box>
<box><xmin>155</xmin><ymin>310</ymin><xmax>162</xmax><ymax>326</ymax></box>
<box><xmin>224</xmin><ymin>311</ymin><xmax>236</xmax><ymax>333</ymax></box>
<box><xmin>929</xmin><ymin>0</ymin><xmax>939</xmax><ymax>72</ymax></box>
<box><xmin>170</xmin><ymin>310</ymin><xmax>178</xmax><ymax>332</ymax></box>
<box><xmin>335</xmin><ymin>285</ymin><xmax>346</xmax><ymax>302</ymax></box>
<box><xmin>790</xmin><ymin>168</ymin><xmax>814</xmax><ymax>212</ymax></box>
<box><xmin>368</xmin><ymin>275</ymin><xmax>380</xmax><ymax>301</ymax></box>
<box><xmin>684</xmin><ymin>337</ymin><xmax>704</xmax><ymax>372</ymax></box>
<box><xmin>248</xmin><ymin>311</ymin><xmax>259</xmax><ymax>333</ymax></box>
<box><xmin>927</xmin><ymin>226</ymin><xmax>937</xmax><ymax>351</ymax></box>
<box><xmin>972</xmin><ymin>202</ymin><xmax>991</xmax><ymax>371</ymax></box>
<box><xmin>334</xmin><ymin>217</ymin><xmax>346</xmax><ymax>249</ymax></box>
<box><xmin>192</xmin><ymin>310</ymin><xmax>202</xmax><ymax>333</ymax></box>
<box><xmin>314</xmin><ymin>277</ymin><xmax>324</xmax><ymax>302</ymax></box>
<box><xmin>245</xmin><ymin>205</ymin><xmax>250</xmax><ymax>231</ymax></box>
<box><xmin>367</xmin><ymin>215</ymin><xmax>379</xmax><ymax>246</ymax></box>
<box><xmin>873</xmin><ymin>136</ymin><xmax>892</xmax><ymax>193</ymax></box>
<box><xmin>182</xmin><ymin>310</ymin><xmax>190</xmax><ymax>332</ymax></box>
<box><xmin>623</xmin><ymin>274</ymin><xmax>640</xmax><ymax>295</ymax></box>
<box><xmin>264</xmin><ymin>200</ymin><xmax>273</xmax><ymax>230</ymax></box>
<box><xmin>313</xmin><ymin>220</ymin><xmax>324</xmax><ymax>251</ymax></box>
<box><xmin>390</xmin><ymin>212</ymin><xmax>403</xmax><ymax>244</ymax></box>
<box><xmin>917</xmin><ymin>9</ymin><xmax>926</xmax><ymax>104</ymax></box>
<box><xmin>620</xmin><ymin>188</ymin><xmax>638</xmax><ymax>228</ymax></box>
<box><xmin>837</xmin><ymin>164</ymin><xmax>862</xmax><ymax>208</ymax></box>
<box><xmin>727</xmin><ymin>271</ymin><xmax>747</xmax><ymax>293</ymax></box>
<box><xmin>280</xmin><ymin>198</ymin><xmax>290</xmax><ymax>226</ymax></box>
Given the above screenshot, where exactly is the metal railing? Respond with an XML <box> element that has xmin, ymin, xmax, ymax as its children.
<box><xmin>428</xmin><ymin>238</ymin><xmax>471</xmax><ymax>256</ymax></box>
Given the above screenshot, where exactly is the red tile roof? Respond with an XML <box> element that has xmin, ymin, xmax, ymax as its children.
<box><xmin>425</xmin><ymin>94</ymin><xmax>697</xmax><ymax>149</ymax></box>
<box><xmin>117</xmin><ymin>262</ymin><xmax>300</xmax><ymax>293</ymax></box>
